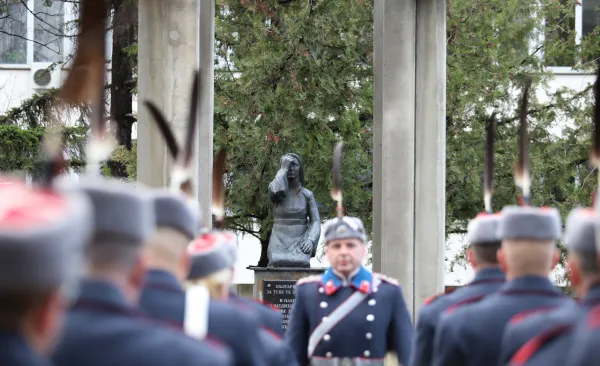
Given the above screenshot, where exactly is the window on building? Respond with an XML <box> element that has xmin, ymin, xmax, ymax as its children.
<box><xmin>33</xmin><ymin>0</ymin><xmax>65</xmax><ymax>63</ymax></box>
<box><xmin>582</xmin><ymin>0</ymin><xmax>600</xmax><ymax>37</ymax></box>
<box><xmin>543</xmin><ymin>0</ymin><xmax>577</xmax><ymax>67</ymax></box>
<box><xmin>0</xmin><ymin>0</ymin><xmax>66</xmax><ymax>65</ymax></box>
<box><xmin>0</xmin><ymin>2</ymin><xmax>28</xmax><ymax>64</ymax></box>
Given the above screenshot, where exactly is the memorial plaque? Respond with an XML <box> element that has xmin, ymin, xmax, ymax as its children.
<box><xmin>262</xmin><ymin>280</ymin><xmax>296</xmax><ymax>331</ymax></box>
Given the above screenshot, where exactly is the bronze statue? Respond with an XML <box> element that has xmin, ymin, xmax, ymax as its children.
<box><xmin>267</xmin><ymin>153</ymin><xmax>321</xmax><ymax>267</ymax></box>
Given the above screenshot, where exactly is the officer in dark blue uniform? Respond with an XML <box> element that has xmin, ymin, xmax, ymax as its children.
<box><xmin>0</xmin><ymin>178</ymin><xmax>93</xmax><ymax>366</ymax></box>
<box><xmin>285</xmin><ymin>215</ymin><xmax>414</xmax><ymax>366</ymax></box>
<box><xmin>52</xmin><ymin>178</ymin><xmax>233</xmax><ymax>366</ymax></box>
<box><xmin>498</xmin><ymin>207</ymin><xmax>600</xmax><ymax>366</ymax></box>
<box><xmin>139</xmin><ymin>189</ymin><xmax>272</xmax><ymax>366</ymax></box>
<box><xmin>410</xmin><ymin>212</ymin><xmax>505</xmax><ymax>366</ymax></box>
<box><xmin>432</xmin><ymin>205</ymin><xmax>572</xmax><ymax>366</ymax></box>
<box><xmin>285</xmin><ymin>142</ymin><xmax>413</xmax><ymax>366</ymax></box>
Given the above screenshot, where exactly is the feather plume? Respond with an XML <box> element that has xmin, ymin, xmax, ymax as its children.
<box><xmin>591</xmin><ymin>60</ymin><xmax>600</xmax><ymax>194</ymax></box>
<box><xmin>182</xmin><ymin>71</ymin><xmax>200</xmax><ymax>169</ymax></box>
<box><xmin>484</xmin><ymin>112</ymin><xmax>496</xmax><ymax>213</ymax></box>
<box><xmin>513</xmin><ymin>80</ymin><xmax>532</xmax><ymax>205</ymax></box>
<box><xmin>144</xmin><ymin>101</ymin><xmax>180</xmax><ymax>158</ymax></box>
<box><xmin>331</xmin><ymin>141</ymin><xmax>344</xmax><ymax>218</ymax></box>
<box><xmin>212</xmin><ymin>149</ymin><xmax>227</xmax><ymax>228</ymax></box>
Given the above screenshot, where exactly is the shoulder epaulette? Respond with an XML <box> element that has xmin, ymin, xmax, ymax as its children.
<box><xmin>425</xmin><ymin>293</ymin><xmax>445</xmax><ymax>305</ymax></box>
<box><xmin>296</xmin><ymin>275</ymin><xmax>321</xmax><ymax>286</ymax></box>
<box><xmin>446</xmin><ymin>294</ymin><xmax>486</xmax><ymax>314</ymax></box>
<box><xmin>373</xmin><ymin>273</ymin><xmax>399</xmax><ymax>286</ymax></box>
<box><xmin>587</xmin><ymin>305</ymin><xmax>600</xmax><ymax>328</ymax></box>
<box><xmin>510</xmin><ymin>305</ymin><xmax>559</xmax><ymax>325</ymax></box>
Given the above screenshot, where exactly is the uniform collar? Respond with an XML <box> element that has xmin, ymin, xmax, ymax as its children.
<box><xmin>0</xmin><ymin>331</ymin><xmax>51</xmax><ymax>366</ymax></box>
<box><xmin>471</xmin><ymin>266</ymin><xmax>505</xmax><ymax>284</ymax></box>
<box><xmin>321</xmin><ymin>266</ymin><xmax>373</xmax><ymax>295</ymax></box>
<box><xmin>501</xmin><ymin>275</ymin><xmax>562</xmax><ymax>294</ymax></box>
<box><xmin>143</xmin><ymin>269</ymin><xmax>182</xmax><ymax>292</ymax></box>
<box><xmin>77</xmin><ymin>279</ymin><xmax>133</xmax><ymax>310</ymax></box>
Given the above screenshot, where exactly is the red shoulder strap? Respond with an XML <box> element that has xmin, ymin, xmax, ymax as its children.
<box><xmin>446</xmin><ymin>294</ymin><xmax>486</xmax><ymax>314</ymax></box>
<box><xmin>425</xmin><ymin>293</ymin><xmax>444</xmax><ymax>305</ymax></box>
<box><xmin>586</xmin><ymin>304</ymin><xmax>600</xmax><ymax>329</ymax></box>
<box><xmin>510</xmin><ymin>306</ymin><xmax>559</xmax><ymax>325</ymax></box>
<box><xmin>509</xmin><ymin>323</ymin><xmax>572</xmax><ymax>366</ymax></box>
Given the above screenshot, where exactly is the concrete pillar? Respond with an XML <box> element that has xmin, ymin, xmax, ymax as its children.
<box><xmin>372</xmin><ymin>0</ymin><xmax>446</xmax><ymax>319</ymax></box>
<box><xmin>195</xmin><ymin>0</ymin><xmax>215</xmax><ymax>227</ymax></box>
<box><xmin>137</xmin><ymin>0</ymin><xmax>198</xmax><ymax>187</ymax></box>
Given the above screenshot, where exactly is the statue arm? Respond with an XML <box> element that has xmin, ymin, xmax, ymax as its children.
<box><xmin>305</xmin><ymin>191</ymin><xmax>321</xmax><ymax>256</ymax></box>
<box><xmin>268</xmin><ymin>168</ymin><xmax>289</xmax><ymax>203</ymax></box>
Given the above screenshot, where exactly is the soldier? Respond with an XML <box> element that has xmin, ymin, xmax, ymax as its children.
<box><xmin>432</xmin><ymin>84</ymin><xmax>573</xmax><ymax>366</ymax></box>
<box><xmin>410</xmin><ymin>113</ymin><xmax>505</xmax><ymax>366</ymax></box>
<box><xmin>139</xmin><ymin>189</ymin><xmax>271</xmax><ymax>366</ymax></box>
<box><xmin>0</xmin><ymin>178</ymin><xmax>93</xmax><ymax>366</ymax></box>
<box><xmin>432</xmin><ymin>204</ymin><xmax>571</xmax><ymax>366</ymax></box>
<box><xmin>185</xmin><ymin>231</ymin><xmax>298</xmax><ymax>366</ymax></box>
<box><xmin>51</xmin><ymin>178</ymin><xmax>233</xmax><ymax>366</ymax></box>
<box><xmin>285</xmin><ymin>142</ymin><xmax>414</xmax><ymax>366</ymax></box>
<box><xmin>498</xmin><ymin>208</ymin><xmax>600</xmax><ymax>366</ymax></box>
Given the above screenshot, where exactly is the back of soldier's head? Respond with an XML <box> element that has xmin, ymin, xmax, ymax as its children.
<box><xmin>76</xmin><ymin>178</ymin><xmax>155</xmax><ymax>274</ymax></box>
<box><xmin>564</xmin><ymin>208</ymin><xmax>599</xmax><ymax>277</ymax></box>
<box><xmin>467</xmin><ymin>213</ymin><xmax>502</xmax><ymax>266</ymax></box>
<box><xmin>0</xmin><ymin>179</ymin><xmax>92</xmax><ymax>344</ymax></box>
<box><xmin>497</xmin><ymin>206</ymin><xmax>562</xmax><ymax>275</ymax></box>
<box><xmin>147</xmin><ymin>190</ymin><xmax>200</xmax><ymax>262</ymax></box>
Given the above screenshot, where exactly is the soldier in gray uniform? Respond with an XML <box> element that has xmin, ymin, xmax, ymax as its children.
<box><xmin>185</xmin><ymin>228</ymin><xmax>297</xmax><ymax>366</ymax></box>
<box><xmin>499</xmin><ymin>207</ymin><xmax>600</xmax><ymax>366</ymax></box>
<box><xmin>51</xmin><ymin>178</ymin><xmax>233</xmax><ymax>366</ymax></box>
<box><xmin>0</xmin><ymin>178</ymin><xmax>93</xmax><ymax>366</ymax></box>
<box><xmin>432</xmin><ymin>205</ymin><xmax>572</xmax><ymax>366</ymax></box>
<box><xmin>139</xmin><ymin>189</ymin><xmax>282</xmax><ymax>366</ymax></box>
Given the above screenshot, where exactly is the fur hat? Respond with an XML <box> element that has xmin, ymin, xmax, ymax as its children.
<box><xmin>186</xmin><ymin>231</ymin><xmax>237</xmax><ymax>280</ymax></box>
<box><xmin>323</xmin><ymin>216</ymin><xmax>367</xmax><ymax>243</ymax></box>
<box><xmin>466</xmin><ymin>212</ymin><xmax>502</xmax><ymax>245</ymax></box>
<box><xmin>564</xmin><ymin>208</ymin><xmax>595</xmax><ymax>253</ymax></box>
<box><xmin>497</xmin><ymin>206</ymin><xmax>562</xmax><ymax>241</ymax></box>
<box><xmin>0</xmin><ymin>180</ymin><xmax>93</xmax><ymax>291</ymax></box>
<box><xmin>151</xmin><ymin>190</ymin><xmax>200</xmax><ymax>239</ymax></box>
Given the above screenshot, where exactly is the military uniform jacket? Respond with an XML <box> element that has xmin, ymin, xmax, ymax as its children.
<box><xmin>285</xmin><ymin>266</ymin><xmax>414</xmax><ymax>366</ymax></box>
<box><xmin>229</xmin><ymin>291</ymin><xmax>284</xmax><ymax>337</ymax></box>
<box><xmin>432</xmin><ymin>275</ymin><xmax>572</xmax><ymax>366</ymax></box>
<box><xmin>139</xmin><ymin>269</ymin><xmax>268</xmax><ymax>366</ymax></box>
<box><xmin>0</xmin><ymin>331</ymin><xmax>53</xmax><ymax>366</ymax></box>
<box><xmin>52</xmin><ymin>279</ymin><xmax>233</xmax><ymax>366</ymax></box>
<box><xmin>499</xmin><ymin>285</ymin><xmax>600</xmax><ymax>366</ymax></box>
<box><xmin>409</xmin><ymin>267</ymin><xmax>505</xmax><ymax>366</ymax></box>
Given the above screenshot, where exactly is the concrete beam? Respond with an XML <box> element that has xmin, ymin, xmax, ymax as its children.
<box><xmin>372</xmin><ymin>0</ymin><xmax>446</xmax><ymax>319</ymax></box>
<box><xmin>137</xmin><ymin>0</ymin><xmax>198</xmax><ymax>187</ymax></box>
<box><xmin>372</xmin><ymin>0</ymin><xmax>417</xmax><ymax>315</ymax></box>
<box><xmin>414</xmin><ymin>0</ymin><xmax>446</xmax><ymax>315</ymax></box>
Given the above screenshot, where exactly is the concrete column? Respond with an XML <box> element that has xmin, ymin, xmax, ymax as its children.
<box><xmin>414</xmin><ymin>0</ymin><xmax>446</xmax><ymax>315</ymax></box>
<box><xmin>137</xmin><ymin>0</ymin><xmax>198</xmax><ymax>188</ymax></box>
<box><xmin>372</xmin><ymin>0</ymin><xmax>446</xmax><ymax>319</ymax></box>
<box><xmin>372</xmin><ymin>0</ymin><xmax>417</xmax><ymax>316</ymax></box>
<box><xmin>195</xmin><ymin>0</ymin><xmax>215</xmax><ymax>227</ymax></box>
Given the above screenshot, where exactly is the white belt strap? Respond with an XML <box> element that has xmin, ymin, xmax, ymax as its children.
<box><xmin>307</xmin><ymin>277</ymin><xmax>381</xmax><ymax>357</ymax></box>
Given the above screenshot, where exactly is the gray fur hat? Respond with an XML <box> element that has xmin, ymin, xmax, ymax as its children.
<box><xmin>466</xmin><ymin>213</ymin><xmax>502</xmax><ymax>245</ymax></box>
<box><xmin>77</xmin><ymin>177</ymin><xmax>155</xmax><ymax>243</ymax></box>
<box><xmin>0</xmin><ymin>180</ymin><xmax>93</xmax><ymax>291</ymax></box>
<box><xmin>564</xmin><ymin>208</ymin><xmax>596</xmax><ymax>253</ymax></box>
<box><xmin>323</xmin><ymin>216</ymin><xmax>368</xmax><ymax>243</ymax></box>
<box><xmin>151</xmin><ymin>190</ymin><xmax>200</xmax><ymax>239</ymax></box>
<box><xmin>497</xmin><ymin>205</ymin><xmax>562</xmax><ymax>241</ymax></box>
<box><xmin>186</xmin><ymin>231</ymin><xmax>237</xmax><ymax>280</ymax></box>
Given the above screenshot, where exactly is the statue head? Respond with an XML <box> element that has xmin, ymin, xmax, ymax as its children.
<box><xmin>280</xmin><ymin>153</ymin><xmax>304</xmax><ymax>185</ymax></box>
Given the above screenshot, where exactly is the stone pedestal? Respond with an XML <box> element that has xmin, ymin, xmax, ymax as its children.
<box><xmin>248</xmin><ymin>266</ymin><xmax>325</xmax><ymax>331</ymax></box>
